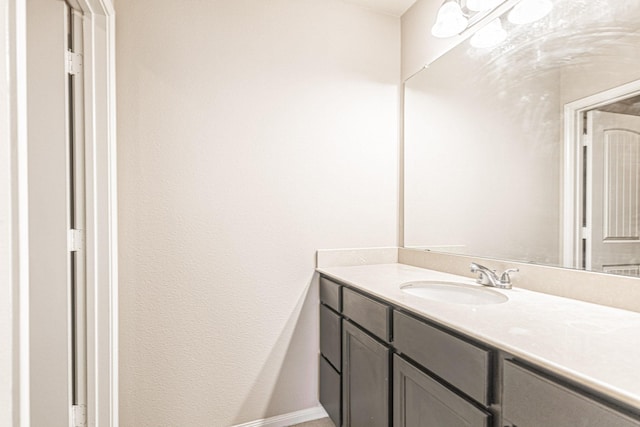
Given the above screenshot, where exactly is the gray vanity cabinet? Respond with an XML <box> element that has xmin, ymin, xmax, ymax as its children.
<box><xmin>319</xmin><ymin>274</ymin><xmax>640</xmax><ymax>427</ymax></box>
<box><xmin>341</xmin><ymin>287</ymin><xmax>392</xmax><ymax>426</ymax></box>
<box><xmin>342</xmin><ymin>320</ymin><xmax>390</xmax><ymax>427</ymax></box>
<box><xmin>393</xmin><ymin>311</ymin><xmax>491</xmax><ymax>406</ymax></box>
<box><xmin>502</xmin><ymin>360</ymin><xmax>640</xmax><ymax>427</ymax></box>
<box><xmin>394</xmin><ymin>355</ymin><xmax>490</xmax><ymax>427</ymax></box>
<box><xmin>393</xmin><ymin>310</ymin><xmax>492</xmax><ymax>427</ymax></box>
<box><xmin>320</xmin><ymin>304</ymin><xmax>341</xmax><ymax>371</ymax></box>
<box><xmin>342</xmin><ymin>287</ymin><xmax>391</xmax><ymax>342</ymax></box>
<box><xmin>320</xmin><ymin>356</ymin><xmax>341</xmax><ymax>426</ymax></box>
<box><xmin>319</xmin><ymin>277</ymin><xmax>342</xmax><ymax>426</ymax></box>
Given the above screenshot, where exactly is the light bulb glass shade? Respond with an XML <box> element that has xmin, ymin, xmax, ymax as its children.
<box><xmin>508</xmin><ymin>0</ymin><xmax>553</xmax><ymax>24</ymax></box>
<box><xmin>470</xmin><ymin>18</ymin><xmax>507</xmax><ymax>48</ymax></box>
<box><xmin>466</xmin><ymin>0</ymin><xmax>503</xmax><ymax>12</ymax></box>
<box><xmin>431</xmin><ymin>1</ymin><xmax>469</xmax><ymax>38</ymax></box>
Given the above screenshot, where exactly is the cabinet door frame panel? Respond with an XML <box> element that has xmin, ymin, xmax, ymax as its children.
<box><xmin>342</xmin><ymin>319</ymin><xmax>391</xmax><ymax>427</ymax></box>
<box><xmin>394</xmin><ymin>355</ymin><xmax>491</xmax><ymax>427</ymax></box>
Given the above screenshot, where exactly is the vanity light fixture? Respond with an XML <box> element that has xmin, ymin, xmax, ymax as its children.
<box><xmin>508</xmin><ymin>0</ymin><xmax>553</xmax><ymax>24</ymax></box>
<box><xmin>431</xmin><ymin>0</ymin><xmax>553</xmax><ymax>48</ymax></box>
<box><xmin>470</xmin><ymin>17</ymin><xmax>507</xmax><ymax>48</ymax></box>
<box><xmin>431</xmin><ymin>0</ymin><xmax>469</xmax><ymax>38</ymax></box>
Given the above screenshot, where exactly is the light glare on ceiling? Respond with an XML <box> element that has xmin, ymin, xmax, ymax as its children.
<box><xmin>508</xmin><ymin>0</ymin><xmax>553</xmax><ymax>24</ymax></box>
<box><xmin>466</xmin><ymin>0</ymin><xmax>503</xmax><ymax>12</ymax></box>
<box><xmin>431</xmin><ymin>0</ymin><xmax>554</xmax><ymax>49</ymax></box>
<box><xmin>470</xmin><ymin>18</ymin><xmax>507</xmax><ymax>48</ymax></box>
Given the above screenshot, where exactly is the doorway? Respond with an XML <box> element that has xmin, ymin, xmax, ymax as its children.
<box><xmin>585</xmin><ymin>109</ymin><xmax>640</xmax><ymax>275</ymax></box>
<box><xmin>12</xmin><ymin>0</ymin><xmax>118</xmax><ymax>425</ymax></box>
<box><xmin>564</xmin><ymin>81</ymin><xmax>640</xmax><ymax>277</ymax></box>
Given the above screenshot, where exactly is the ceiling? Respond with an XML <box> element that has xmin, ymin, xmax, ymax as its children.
<box><xmin>340</xmin><ymin>0</ymin><xmax>419</xmax><ymax>17</ymax></box>
<box><xmin>597</xmin><ymin>95</ymin><xmax>640</xmax><ymax>117</ymax></box>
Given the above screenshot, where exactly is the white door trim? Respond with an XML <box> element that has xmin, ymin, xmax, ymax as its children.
<box><xmin>563</xmin><ymin>79</ymin><xmax>640</xmax><ymax>270</ymax></box>
<box><xmin>5</xmin><ymin>0</ymin><xmax>117</xmax><ymax>425</ymax></box>
<box><xmin>71</xmin><ymin>0</ymin><xmax>118</xmax><ymax>425</ymax></box>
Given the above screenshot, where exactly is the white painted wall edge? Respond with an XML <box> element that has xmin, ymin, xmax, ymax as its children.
<box><xmin>231</xmin><ymin>406</ymin><xmax>328</xmax><ymax>427</ymax></box>
<box><xmin>16</xmin><ymin>0</ymin><xmax>28</xmax><ymax>423</ymax></box>
<box><xmin>316</xmin><ymin>247</ymin><xmax>399</xmax><ymax>268</ymax></box>
<box><xmin>0</xmin><ymin>0</ymin><xmax>23</xmax><ymax>425</ymax></box>
<box><xmin>0</xmin><ymin>0</ymin><xmax>12</xmax><ymax>416</ymax></box>
<box><xmin>9</xmin><ymin>0</ymin><xmax>31</xmax><ymax>425</ymax></box>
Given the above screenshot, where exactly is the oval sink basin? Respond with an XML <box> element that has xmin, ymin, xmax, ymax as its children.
<box><xmin>400</xmin><ymin>281</ymin><xmax>508</xmax><ymax>305</ymax></box>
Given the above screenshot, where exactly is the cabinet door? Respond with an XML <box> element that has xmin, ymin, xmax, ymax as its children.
<box><xmin>394</xmin><ymin>355</ymin><xmax>490</xmax><ymax>427</ymax></box>
<box><xmin>503</xmin><ymin>360</ymin><xmax>640</xmax><ymax>427</ymax></box>
<box><xmin>343</xmin><ymin>320</ymin><xmax>390</xmax><ymax>427</ymax></box>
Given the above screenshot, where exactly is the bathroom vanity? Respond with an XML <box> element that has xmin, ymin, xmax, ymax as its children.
<box><xmin>317</xmin><ymin>263</ymin><xmax>640</xmax><ymax>427</ymax></box>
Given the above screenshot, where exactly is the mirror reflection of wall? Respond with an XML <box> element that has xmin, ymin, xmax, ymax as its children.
<box><xmin>404</xmin><ymin>0</ymin><xmax>640</xmax><ymax>273</ymax></box>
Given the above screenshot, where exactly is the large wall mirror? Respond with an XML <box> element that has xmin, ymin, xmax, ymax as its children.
<box><xmin>404</xmin><ymin>0</ymin><xmax>640</xmax><ymax>276</ymax></box>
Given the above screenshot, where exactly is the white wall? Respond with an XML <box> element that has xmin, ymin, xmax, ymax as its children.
<box><xmin>116</xmin><ymin>0</ymin><xmax>400</xmax><ymax>425</ymax></box>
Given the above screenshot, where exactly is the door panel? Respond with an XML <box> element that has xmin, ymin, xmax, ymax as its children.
<box><xmin>27</xmin><ymin>0</ymin><xmax>72</xmax><ymax>424</ymax></box>
<box><xmin>588</xmin><ymin>110</ymin><xmax>640</xmax><ymax>275</ymax></box>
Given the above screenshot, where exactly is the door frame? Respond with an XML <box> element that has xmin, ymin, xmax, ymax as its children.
<box><xmin>562</xmin><ymin>79</ymin><xmax>640</xmax><ymax>270</ymax></box>
<box><xmin>3</xmin><ymin>0</ymin><xmax>118</xmax><ymax>425</ymax></box>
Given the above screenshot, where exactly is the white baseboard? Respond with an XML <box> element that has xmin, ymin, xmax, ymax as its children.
<box><xmin>232</xmin><ymin>406</ymin><xmax>328</xmax><ymax>427</ymax></box>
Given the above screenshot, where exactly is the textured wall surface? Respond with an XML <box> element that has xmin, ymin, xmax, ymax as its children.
<box><xmin>116</xmin><ymin>0</ymin><xmax>399</xmax><ymax>425</ymax></box>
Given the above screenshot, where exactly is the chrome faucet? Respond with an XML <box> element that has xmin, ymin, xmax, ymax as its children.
<box><xmin>469</xmin><ymin>263</ymin><xmax>518</xmax><ymax>289</ymax></box>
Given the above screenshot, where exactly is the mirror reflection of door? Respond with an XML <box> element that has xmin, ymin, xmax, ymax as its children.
<box><xmin>585</xmin><ymin>104</ymin><xmax>640</xmax><ymax>276</ymax></box>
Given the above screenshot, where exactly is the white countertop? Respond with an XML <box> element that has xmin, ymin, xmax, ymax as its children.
<box><xmin>317</xmin><ymin>263</ymin><xmax>640</xmax><ymax>409</ymax></box>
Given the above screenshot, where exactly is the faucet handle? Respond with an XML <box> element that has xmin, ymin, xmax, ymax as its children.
<box><xmin>499</xmin><ymin>268</ymin><xmax>519</xmax><ymax>284</ymax></box>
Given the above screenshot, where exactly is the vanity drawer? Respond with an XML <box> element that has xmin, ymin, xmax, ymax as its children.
<box><xmin>342</xmin><ymin>287</ymin><xmax>391</xmax><ymax>342</ymax></box>
<box><xmin>503</xmin><ymin>360</ymin><xmax>640</xmax><ymax>427</ymax></box>
<box><xmin>319</xmin><ymin>276</ymin><xmax>341</xmax><ymax>312</ymax></box>
<box><xmin>320</xmin><ymin>304</ymin><xmax>341</xmax><ymax>371</ymax></box>
<box><xmin>393</xmin><ymin>311</ymin><xmax>491</xmax><ymax>405</ymax></box>
<box><xmin>319</xmin><ymin>355</ymin><xmax>341</xmax><ymax>427</ymax></box>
